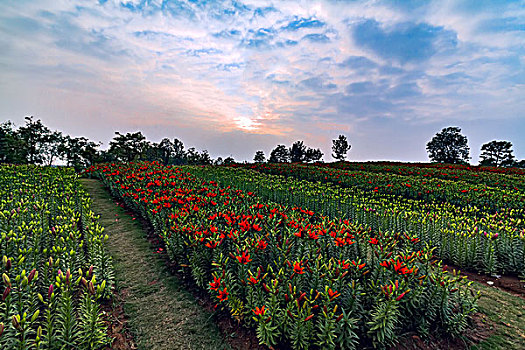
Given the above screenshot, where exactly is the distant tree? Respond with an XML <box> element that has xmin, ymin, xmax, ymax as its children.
<box><xmin>0</xmin><ymin>121</ymin><xmax>24</xmax><ymax>164</ymax></box>
<box><xmin>223</xmin><ymin>156</ymin><xmax>235</xmax><ymax>165</ymax></box>
<box><xmin>253</xmin><ymin>150</ymin><xmax>266</xmax><ymax>163</ymax></box>
<box><xmin>186</xmin><ymin>147</ymin><xmax>199</xmax><ymax>164</ymax></box>
<box><xmin>516</xmin><ymin>160</ymin><xmax>525</xmax><ymax>168</ymax></box>
<box><xmin>426</xmin><ymin>127</ymin><xmax>470</xmax><ymax>164</ymax></box>
<box><xmin>305</xmin><ymin>148</ymin><xmax>323</xmax><ymax>162</ymax></box>
<box><xmin>215</xmin><ymin>157</ymin><xmax>223</xmax><ymax>165</ymax></box>
<box><xmin>16</xmin><ymin>116</ymin><xmax>53</xmax><ymax>164</ymax></box>
<box><xmin>41</xmin><ymin>130</ymin><xmax>65</xmax><ymax>166</ymax></box>
<box><xmin>108</xmin><ymin>131</ymin><xmax>148</xmax><ymax>162</ymax></box>
<box><xmin>332</xmin><ymin>135</ymin><xmax>351</xmax><ymax>161</ymax></box>
<box><xmin>157</xmin><ymin>138</ymin><xmax>175</xmax><ymax>165</ymax></box>
<box><xmin>59</xmin><ymin>136</ymin><xmax>101</xmax><ymax>169</ymax></box>
<box><xmin>479</xmin><ymin>140</ymin><xmax>515</xmax><ymax>167</ymax></box>
<box><xmin>200</xmin><ymin>150</ymin><xmax>212</xmax><ymax>165</ymax></box>
<box><xmin>185</xmin><ymin>148</ymin><xmax>211</xmax><ymax>165</ymax></box>
<box><xmin>171</xmin><ymin>138</ymin><xmax>185</xmax><ymax>165</ymax></box>
<box><xmin>269</xmin><ymin>145</ymin><xmax>290</xmax><ymax>163</ymax></box>
<box><xmin>290</xmin><ymin>141</ymin><xmax>307</xmax><ymax>162</ymax></box>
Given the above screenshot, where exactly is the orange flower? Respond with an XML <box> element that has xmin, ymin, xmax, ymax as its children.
<box><xmin>209</xmin><ymin>276</ymin><xmax>221</xmax><ymax>291</ymax></box>
<box><xmin>217</xmin><ymin>287</ymin><xmax>229</xmax><ymax>302</ymax></box>
<box><xmin>293</xmin><ymin>261</ymin><xmax>304</xmax><ymax>275</ymax></box>
<box><xmin>252</xmin><ymin>306</ymin><xmax>266</xmax><ymax>316</ymax></box>
<box><xmin>236</xmin><ymin>251</ymin><xmax>252</xmax><ymax>264</ymax></box>
<box><xmin>328</xmin><ymin>288</ymin><xmax>340</xmax><ymax>300</ymax></box>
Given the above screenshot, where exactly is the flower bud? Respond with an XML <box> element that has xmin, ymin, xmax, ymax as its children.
<box><xmin>2</xmin><ymin>288</ymin><xmax>10</xmax><ymax>301</ymax></box>
<box><xmin>2</xmin><ymin>273</ymin><xmax>10</xmax><ymax>288</ymax></box>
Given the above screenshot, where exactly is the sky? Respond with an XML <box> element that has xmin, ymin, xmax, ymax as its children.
<box><xmin>0</xmin><ymin>0</ymin><xmax>524</xmax><ymax>163</ymax></box>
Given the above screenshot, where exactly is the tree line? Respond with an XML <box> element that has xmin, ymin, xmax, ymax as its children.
<box><xmin>0</xmin><ymin>117</ymin><xmax>214</xmax><ymax>169</ymax></box>
<box><xmin>426</xmin><ymin>126</ymin><xmax>524</xmax><ymax>168</ymax></box>
<box><xmin>0</xmin><ymin>117</ymin><xmax>523</xmax><ymax>168</ymax></box>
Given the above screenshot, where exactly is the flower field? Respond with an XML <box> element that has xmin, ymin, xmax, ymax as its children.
<box><xmin>240</xmin><ymin>163</ymin><xmax>524</xmax><ymax>212</ymax></box>
<box><xmin>190</xmin><ymin>166</ymin><xmax>525</xmax><ymax>276</ymax></box>
<box><xmin>0</xmin><ymin>165</ymin><xmax>113</xmax><ymax>349</ymax></box>
<box><xmin>88</xmin><ymin>161</ymin><xmax>479</xmax><ymax>349</ymax></box>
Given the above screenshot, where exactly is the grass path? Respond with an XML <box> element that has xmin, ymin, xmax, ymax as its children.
<box><xmin>472</xmin><ymin>282</ymin><xmax>525</xmax><ymax>349</ymax></box>
<box><xmin>81</xmin><ymin>178</ymin><xmax>229</xmax><ymax>350</ymax></box>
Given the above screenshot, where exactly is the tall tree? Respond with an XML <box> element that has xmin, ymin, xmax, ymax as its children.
<box><xmin>172</xmin><ymin>138</ymin><xmax>185</xmax><ymax>165</ymax></box>
<box><xmin>0</xmin><ymin>121</ymin><xmax>25</xmax><ymax>164</ymax></box>
<box><xmin>16</xmin><ymin>116</ymin><xmax>53</xmax><ymax>164</ymax></box>
<box><xmin>158</xmin><ymin>138</ymin><xmax>175</xmax><ymax>165</ymax></box>
<box><xmin>289</xmin><ymin>141</ymin><xmax>307</xmax><ymax>162</ymax></box>
<box><xmin>223</xmin><ymin>156</ymin><xmax>235</xmax><ymax>165</ymax></box>
<box><xmin>108</xmin><ymin>131</ymin><xmax>148</xmax><ymax>162</ymax></box>
<box><xmin>305</xmin><ymin>148</ymin><xmax>323</xmax><ymax>162</ymax></box>
<box><xmin>253</xmin><ymin>150</ymin><xmax>266</xmax><ymax>163</ymax></box>
<box><xmin>426</xmin><ymin>127</ymin><xmax>470</xmax><ymax>164</ymax></box>
<box><xmin>332</xmin><ymin>135</ymin><xmax>351</xmax><ymax>161</ymax></box>
<box><xmin>41</xmin><ymin>130</ymin><xmax>65</xmax><ymax>166</ymax></box>
<box><xmin>479</xmin><ymin>140</ymin><xmax>515</xmax><ymax>167</ymax></box>
<box><xmin>59</xmin><ymin>136</ymin><xmax>101</xmax><ymax>169</ymax></box>
<box><xmin>269</xmin><ymin>145</ymin><xmax>290</xmax><ymax>163</ymax></box>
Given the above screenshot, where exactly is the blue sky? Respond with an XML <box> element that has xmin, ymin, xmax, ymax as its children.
<box><xmin>0</xmin><ymin>0</ymin><xmax>524</xmax><ymax>162</ymax></box>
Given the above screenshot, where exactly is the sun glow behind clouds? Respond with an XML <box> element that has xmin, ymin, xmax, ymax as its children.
<box><xmin>0</xmin><ymin>0</ymin><xmax>524</xmax><ymax>161</ymax></box>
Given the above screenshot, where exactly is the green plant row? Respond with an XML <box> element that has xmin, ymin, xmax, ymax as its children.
<box><xmin>88</xmin><ymin>161</ymin><xmax>478</xmax><ymax>349</ymax></box>
<box><xmin>0</xmin><ymin>165</ymin><xmax>113</xmax><ymax>350</ymax></box>
<box><xmin>236</xmin><ymin>163</ymin><xmax>524</xmax><ymax>213</ymax></box>
<box><xmin>188</xmin><ymin>166</ymin><xmax>525</xmax><ymax>277</ymax></box>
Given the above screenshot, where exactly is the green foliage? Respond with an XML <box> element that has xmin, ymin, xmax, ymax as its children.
<box><xmin>426</xmin><ymin>126</ymin><xmax>470</xmax><ymax>164</ymax></box>
<box><xmin>0</xmin><ymin>165</ymin><xmax>113</xmax><ymax>349</ymax></box>
<box><xmin>332</xmin><ymin>134</ymin><xmax>351</xmax><ymax>161</ymax></box>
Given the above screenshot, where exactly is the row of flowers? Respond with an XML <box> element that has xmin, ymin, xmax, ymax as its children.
<box><xmin>189</xmin><ymin>166</ymin><xmax>525</xmax><ymax>276</ymax></box>
<box><xmin>235</xmin><ymin>163</ymin><xmax>524</xmax><ymax>213</ymax></box>
<box><xmin>0</xmin><ymin>165</ymin><xmax>112</xmax><ymax>349</ymax></box>
<box><xmin>88</xmin><ymin>161</ymin><xmax>478</xmax><ymax>349</ymax></box>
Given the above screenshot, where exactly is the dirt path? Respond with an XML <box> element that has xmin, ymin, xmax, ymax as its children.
<box><xmin>81</xmin><ymin>178</ymin><xmax>230</xmax><ymax>350</ymax></box>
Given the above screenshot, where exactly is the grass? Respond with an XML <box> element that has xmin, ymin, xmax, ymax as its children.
<box><xmin>470</xmin><ymin>282</ymin><xmax>525</xmax><ymax>349</ymax></box>
<box><xmin>81</xmin><ymin>178</ymin><xmax>230</xmax><ymax>350</ymax></box>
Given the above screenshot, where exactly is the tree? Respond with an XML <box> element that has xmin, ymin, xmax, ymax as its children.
<box><xmin>16</xmin><ymin>116</ymin><xmax>53</xmax><ymax>164</ymax></box>
<box><xmin>108</xmin><ymin>131</ymin><xmax>148</xmax><ymax>162</ymax></box>
<box><xmin>166</xmin><ymin>138</ymin><xmax>186</xmax><ymax>165</ymax></box>
<box><xmin>516</xmin><ymin>160</ymin><xmax>525</xmax><ymax>168</ymax></box>
<box><xmin>0</xmin><ymin>121</ymin><xmax>25</xmax><ymax>164</ymax></box>
<box><xmin>479</xmin><ymin>140</ymin><xmax>515</xmax><ymax>167</ymax></box>
<box><xmin>426</xmin><ymin>127</ymin><xmax>470</xmax><ymax>164</ymax></box>
<box><xmin>223</xmin><ymin>156</ymin><xmax>235</xmax><ymax>165</ymax></box>
<box><xmin>253</xmin><ymin>150</ymin><xmax>266</xmax><ymax>163</ymax></box>
<box><xmin>305</xmin><ymin>148</ymin><xmax>323</xmax><ymax>162</ymax></box>
<box><xmin>41</xmin><ymin>130</ymin><xmax>65</xmax><ymax>166</ymax></box>
<box><xmin>332</xmin><ymin>135</ymin><xmax>351</xmax><ymax>161</ymax></box>
<box><xmin>59</xmin><ymin>136</ymin><xmax>101</xmax><ymax>170</ymax></box>
<box><xmin>269</xmin><ymin>145</ymin><xmax>290</xmax><ymax>163</ymax></box>
<box><xmin>290</xmin><ymin>141</ymin><xmax>307</xmax><ymax>162</ymax></box>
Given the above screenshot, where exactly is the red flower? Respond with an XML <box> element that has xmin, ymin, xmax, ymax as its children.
<box><xmin>369</xmin><ymin>237</ymin><xmax>379</xmax><ymax>245</ymax></box>
<box><xmin>256</xmin><ymin>239</ymin><xmax>268</xmax><ymax>250</ymax></box>
<box><xmin>248</xmin><ymin>276</ymin><xmax>259</xmax><ymax>285</ymax></box>
<box><xmin>252</xmin><ymin>306</ymin><xmax>266</xmax><ymax>316</ymax></box>
<box><xmin>293</xmin><ymin>262</ymin><xmax>304</xmax><ymax>275</ymax></box>
<box><xmin>217</xmin><ymin>287</ymin><xmax>229</xmax><ymax>302</ymax></box>
<box><xmin>209</xmin><ymin>276</ymin><xmax>221</xmax><ymax>291</ymax></box>
<box><xmin>236</xmin><ymin>251</ymin><xmax>252</xmax><ymax>265</ymax></box>
<box><xmin>328</xmin><ymin>288</ymin><xmax>340</xmax><ymax>300</ymax></box>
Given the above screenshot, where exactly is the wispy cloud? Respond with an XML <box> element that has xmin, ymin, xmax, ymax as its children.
<box><xmin>0</xmin><ymin>0</ymin><xmax>523</xmax><ymax>161</ymax></box>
